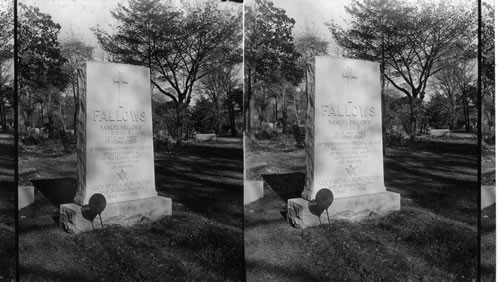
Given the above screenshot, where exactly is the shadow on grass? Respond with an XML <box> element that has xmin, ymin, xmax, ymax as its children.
<box><xmin>0</xmin><ymin>181</ymin><xmax>15</xmax><ymax>227</ymax></box>
<box><xmin>374</xmin><ymin>209</ymin><xmax>477</xmax><ymax>274</ymax></box>
<box><xmin>20</xmin><ymin>143</ymin><xmax>245</xmax><ymax>281</ymax></box>
<box><xmin>482</xmin><ymin>265</ymin><xmax>495</xmax><ymax>280</ymax></box>
<box><xmin>19</xmin><ymin>265</ymin><xmax>86</xmax><ymax>281</ymax></box>
<box><xmin>384</xmin><ymin>149</ymin><xmax>477</xmax><ymax>224</ymax></box>
<box><xmin>245</xmin><ymin>259</ymin><xmax>323</xmax><ymax>281</ymax></box>
<box><xmin>482</xmin><ymin>170</ymin><xmax>496</xmax><ymax>185</ymax></box>
<box><xmin>244</xmin><ymin>216</ymin><xmax>289</xmax><ymax>230</ymax></box>
<box><xmin>27</xmin><ymin>143</ymin><xmax>245</xmax><ymax>230</ymax></box>
<box><xmin>155</xmin><ymin>146</ymin><xmax>243</xmax><ymax>228</ymax></box>
<box><xmin>31</xmin><ymin>177</ymin><xmax>77</xmax><ymax>207</ymax></box>
<box><xmin>0</xmin><ymin>136</ymin><xmax>15</xmax><ymax>280</ymax></box>
<box><xmin>0</xmin><ymin>140</ymin><xmax>14</xmax><ymax>182</ymax></box>
<box><xmin>246</xmin><ymin>140</ymin><xmax>478</xmax><ymax>281</ymax></box>
<box><xmin>261</xmin><ymin>172</ymin><xmax>304</xmax><ymax>202</ymax></box>
<box><xmin>481</xmin><ymin>204</ymin><xmax>495</xmax><ymax>281</ymax></box>
<box><xmin>405</xmin><ymin>140</ymin><xmax>477</xmax><ymax>155</ymax></box>
<box><xmin>0</xmin><ymin>181</ymin><xmax>15</xmax><ymax>197</ymax></box>
<box><xmin>0</xmin><ymin>228</ymin><xmax>15</xmax><ymax>280</ymax></box>
<box><xmin>172</xmin><ymin>143</ymin><xmax>244</xmax><ymax>158</ymax></box>
<box><xmin>21</xmin><ymin>213</ymin><xmax>244</xmax><ymax>281</ymax></box>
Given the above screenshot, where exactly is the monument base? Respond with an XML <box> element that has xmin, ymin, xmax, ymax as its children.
<box><xmin>60</xmin><ymin>196</ymin><xmax>172</xmax><ymax>234</ymax></box>
<box><xmin>287</xmin><ymin>191</ymin><xmax>400</xmax><ymax>229</ymax></box>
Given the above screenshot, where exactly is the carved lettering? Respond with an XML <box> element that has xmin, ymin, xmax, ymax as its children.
<box><xmin>321</xmin><ymin>104</ymin><xmax>376</xmax><ymax>118</ymax></box>
<box><xmin>93</xmin><ymin>110</ymin><xmax>147</xmax><ymax>122</ymax></box>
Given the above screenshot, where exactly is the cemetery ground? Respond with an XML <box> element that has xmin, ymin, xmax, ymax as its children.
<box><xmin>0</xmin><ymin>133</ymin><xmax>16</xmax><ymax>280</ymax></box>
<box><xmin>481</xmin><ymin>142</ymin><xmax>495</xmax><ymax>282</ymax></box>
<box><xmin>18</xmin><ymin>138</ymin><xmax>244</xmax><ymax>281</ymax></box>
<box><xmin>245</xmin><ymin>134</ymin><xmax>477</xmax><ymax>281</ymax></box>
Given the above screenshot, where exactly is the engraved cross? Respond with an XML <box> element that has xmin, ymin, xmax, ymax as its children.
<box><xmin>113</xmin><ymin>71</ymin><xmax>128</xmax><ymax>108</ymax></box>
<box><xmin>342</xmin><ymin>67</ymin><xmax>357</xmax><ymax>103</ymax></box>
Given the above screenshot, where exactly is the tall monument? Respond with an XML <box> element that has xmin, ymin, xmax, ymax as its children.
<box><xmin>288</xmin><ymin>57</ymin><xmax>400</xmax><ymax>228</ymax></box>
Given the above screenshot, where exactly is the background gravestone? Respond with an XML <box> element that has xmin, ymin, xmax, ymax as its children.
<box><xmin>288</xmin><ymin>57</ymin><xmax>400</xmax><ymax>228</ymax></box>
<box><xmin>60</xmin><ymin>61</ymin><xmax>171</xmax><ymax>233</ymax></box>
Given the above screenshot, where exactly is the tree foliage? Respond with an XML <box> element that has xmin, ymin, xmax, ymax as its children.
<box><xmin>328</xmin><ymin>0</ymin><xmax>476</xmax><ymax>135</ymax></box>
<box><xmin>0</xmin><ymin>2</ymin><xmax>13</xmax><ymax>131</ymax></box>
<box><xmin>190</xmin><ymin>96</ymin><xmax>218</xmax><ymax>134</ymax></box>
<box><xmin>0</xmin><ymin>1</ymin><xmax>13</xmax><ymax>63</ymax></box>
<box><xmin>245</xmin><ymin>0</ymin><xmax>301</xmax><ymax>85</ymax></box>
<box><xmin>294</xmin><ymin>29</ymin><xmax>329</xmax><ymax>69</ymax></box>
<box><xmin>94</xmin><ymin>0</ymin><xmax>242</xmax><ymax>138</ymax></box>
<box><xmin>60</xmin><ymin>35</ymin><xmax>94</xmax><ymax>130</ymax></box>
<box><xmin>18</xmin><ymin>3</ymin><xmax>68</xmax><ymax>92</ymax></box>
<box><xmin>434</xmin><ymin>54</ymin><xmax>476</xmax><ymax>130</ymax></box>
<box><xmin>18</xmin><ymin>3</ymin><xmax>69</xmax><ymax>129</ymax></box>
<box><xmin>481</xmin><ymin>2</ymin><xmax>494</xmax><ymax>136</ymax></box>
<box><xmin>292</xmin><ymin>30</ymin><xmax>329</xmax><ymax>129</ymax></box>
<box><xmin>201</xmin><ymin>65</ymin><xmax>242</xmax><ymax>135</ymax></box>
<box><xmin>426</xmin><ymin>93</ymin><xmax>452</xmax><ymax>129</ymax></box>
<box><xmin>244</xmin><ymin>0</ymin><xmax>301</xmax><ymax>138</ymax></box>
<box><xmin>482</xmin><ymin>2</ymin><xmax>494</xmax><ymax>91</ymax></box>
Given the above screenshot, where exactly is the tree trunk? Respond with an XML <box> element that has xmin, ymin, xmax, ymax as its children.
<box><xmin>248</xmin><ymin>95</ymin><xmax>256</xmax><ymax>140</ymax></box>
<box><xmin>245</xmin><ymin>71</ymin><xmax>256</xmax><ymax>140</ymax></box>
<box><xmin>40</xmin><ymin>102</ymin><xmax>44</xmax><ymax>128</ymax></box>
<box><xmin>281</xmin><ymin>86</ymin><xmax>287</xmax><ymax>133</ymax></box>
<box><xmin>245</xmin><ymin>68</ymin><xmax>251</xmax><ymax>134</ymax></box>
<box><xmin>215</xmin><ymin>101</ymin><xmax>221</xmax><ymax>134</ymax></box>
<box><xmin>47</xmin><ymin>90</ymin><xmax>54</xmax><ymax>138</ymax></box>
<box><xmin>409</xmin><ymin>97</ymin><xmax>416</xmax><ymax>136</ymax></box>
<box><xmin>481</xmin><ymin>95</ymin><xmax>489</xmax><ymax>138</ymax></box>
<box><xmin>228</xmin><ymin>99</ymin><xmax>236</xmax><ymax>137</ymax></box>
<box><xmin>293</xmin><ymin>95</ymin><xmax>300</xmax><ymax>126</ymax></box>
<box><xmin>59</xmin><ymin>99</ymin><xmax>67</xmax><ymax>132</ymax></box>
<box><xmin>24</xmin><ymin>107</ymin><xmax>32</xmax><ymax>128</ymax></box>
<box><xmin>274</xmin><ymin>97</ymin><xmax>278</xmax><ymax>122</ymax></box>
<box><xmin>176</xmin><ymin>104</ymin><xmax>182</xmax><ymax>141</ymax></box>
<box><xmin>0</xmin><ymin>100</ymin><xmax>6</xmax><ymax>132</ymax></box>
<box><xmin>462</xmin><ymin>92</ymin><xmax>470</xmax><ymax>132</ymax></box>
<box><xmin>72</xmin><ymin>81</ymin><xmax>78</xmax><ymax>131</ymax></box>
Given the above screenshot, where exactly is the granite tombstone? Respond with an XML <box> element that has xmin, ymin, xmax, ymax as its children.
<box><xmin>60</xmin><ymin>61</ymin><xmax>172</xmax><ymax>233</ymax></box>
<box><xmin>287</xmin><ymin>57</ymin><xmax>400</xmax><ymax>228</ymax></box>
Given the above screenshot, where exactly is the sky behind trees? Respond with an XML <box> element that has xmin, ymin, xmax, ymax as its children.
<box><xmin>21</xmin><ymin>0</ymin><xmax>124</xmax><ymax>50</ymax></box>
<box><xmin>20</xmin><ymin>0</ymin><xmax>240</xmax><ymax>53</ymax></box>
<box><xmin>272</xmin><ymin>0</ymin><xmax>350</xmax><ymax>39</ymax></box>
<box><xmin>15</xmin><ymin>0</ymin><xmax>484</xmax><ymax>102</ymax></box>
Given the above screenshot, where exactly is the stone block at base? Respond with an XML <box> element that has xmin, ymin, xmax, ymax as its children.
<box><xmin>60</xmin><ymin>196</ymin><xmax>172</xmax><ymax>234</ymax></box>
<box><xmin>244</xmin><ymin>180</ymin><xmax>264</xmax><ymax>205</ymax></box>
<box><xmin>287</xmin><ymin>191</ymin><xmax>400</xmax><ymax>229</ymax></box>
<box><xmin>19</xmin><ymin>186</ymin><xmax>35</xmax><ymax>210</ymax></box>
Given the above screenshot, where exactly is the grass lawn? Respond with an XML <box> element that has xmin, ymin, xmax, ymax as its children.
<box><xmin>481</xmin><ymin>204</ymin><xmax>495</xmax><ymax>282</ymax></box>
<box><xmin>245</xmin><ymin>134</ymin><xmax>477</xmax><ymax>281</ymax></box>
<box><xmin>19</xmin><ymin>139</ymin><xmax>244</xmax><ymax>281</ymax></box>
<box><xmin>481</xmin><ymin>144</ymin><xmax>495</xmax><ymax>282</ymax></box>
<box><xmin>0</xmin><ymin>133</ymin><xmax>15</xmax><ymax>280</ymax></box>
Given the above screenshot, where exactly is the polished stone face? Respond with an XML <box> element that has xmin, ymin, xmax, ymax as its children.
<box><xmin>304</xmin><ymin>57</ymin><xmax>386</xmax><ymax>200</ymax></box>
<box><xmin>77</xmin><ymin>61</ymin><xmax>157</xmax><ymax>205</ymax></box>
